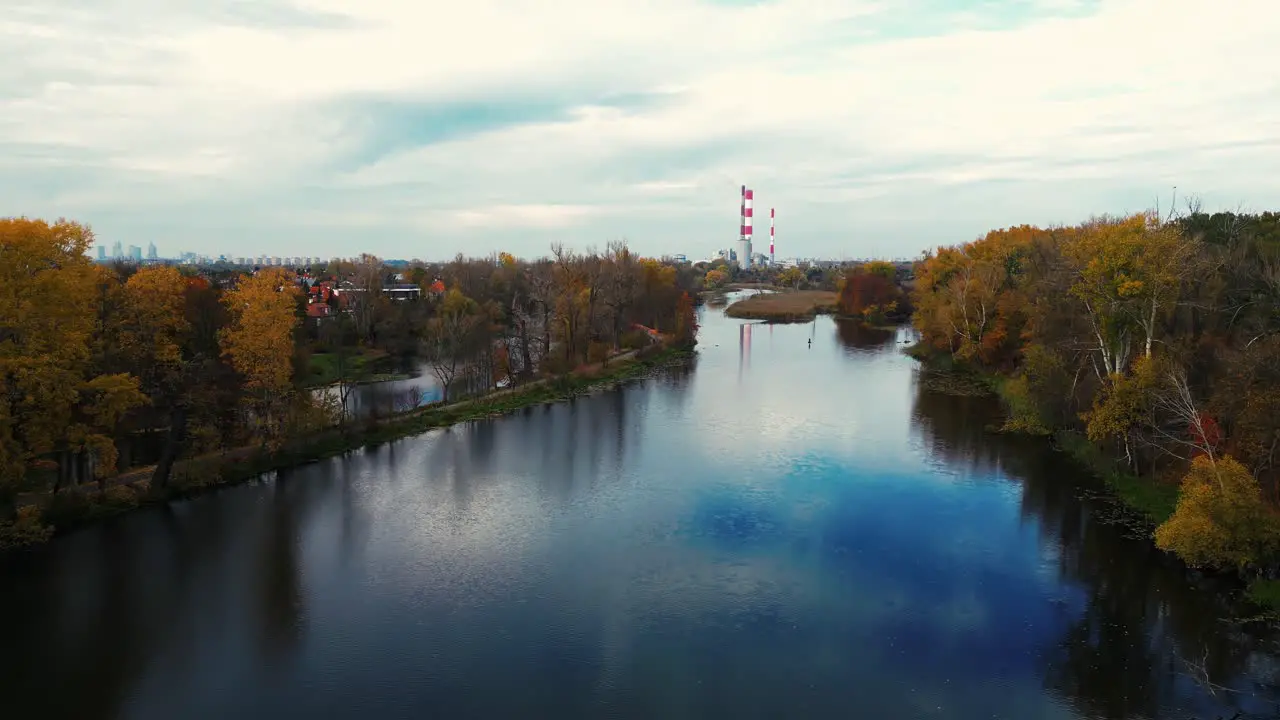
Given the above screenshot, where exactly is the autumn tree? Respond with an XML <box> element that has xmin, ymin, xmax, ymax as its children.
<box><xmin>145</xmin><ymin>275</ymin><xmax>236</xmax><ymax>488</ymax></box>
<box><xmin>0</xmin><ymin>219</ymin><xmax>154</xmax><ymax>510</ymax></box>
<box><xmin>777</xmin><ymin>267</ymin><xmax>805</xmax><ymax>289</ymax></box>
<box><xmin>838</xmin><ymin>265</ymin><xmax>901</xmax><ymax>323</ymax></box>
<box><xmin>673</xmin><ymin>292</ymin><xmax>698</xmax><ymax>349</ymax></box>
<box><xmin>1063</xmin><ymin>214</ymin><xmax>1197</xmax><ymax>379</ymax></box>
<box><xmin>1082</xmin><ymin>354</ymin><xmax>1164</xmax><ymax>470</ymax></box>
<box><xmin>424</xmin><ymin>288</ymin><xmax>482</xmax><ymax>402</ymax></box>
<box><xmin>221</xmin><ymin>268</ymin><xmax>301</xmax><ymax>447</ymax></box>
<box><xmin>604</xmin><ymin>240</ymin><xmax>640</xmax><ymax>351</ymax></box>
<box><xmin>551</xmin><ymin>244</ymin><xmax>589</xmax><ymax>365</ymax></box>
<box><xmin>1155</xmin><ymin>455</ymin><xmax>1280</xmax><ymax>571</ymax></box>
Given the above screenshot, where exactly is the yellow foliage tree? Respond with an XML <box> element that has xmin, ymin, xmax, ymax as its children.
<box><xmin>1155</xmin><ymin>455</ymin><xmax>1280</xmax><ymax>570</ymax></box>
<box><xmin>221</xmin><ymin>268</ymin><xmax>301</xmax><ymax>445</ymax></box>
<box><xmin>911</xmin><ymin>226</ymin><xmax>1038</xmax><ymax>365</ymax></box>
<box><xmin>68</xmin><ymin>373</ymin><xmax>148</xmax><ymax>484</ymax></box>
<box><xmin>1063</xmin><ymin>214</ymin><xmax>1198</xmax><ymax>377</ymax></box>
<box><xmin>0</xmin><ymin>218</ymin><xmax>144</xmax><ymax>506</ymax></box>
<box><xmin>777</xmin><ymin>267</ymin><xmax>805</xmax><ymax>289</ymax></box>
<box><xmin>1082</xmin><ymin>353</ymin><xmax>1163</xmax><ymax>467</ymax></box>
<box><xmin>122</xmin><ymin>266</ymin><xmax>189</xmax><ymax>368</ymax></box>
<box><xmin>863</xmin><ymin>260</ymin><xmax>897</xmax><ymax>282</ymax></box>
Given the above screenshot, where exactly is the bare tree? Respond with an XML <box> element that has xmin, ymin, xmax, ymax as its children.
<box><xmin>423</xmin><ymin>289</ymin><xmax>481</xmax><ymax>403</ymax></box>
<box><xmin>526</xmin><ymin>260</ymin><xmax>555</xmax><ymax>369</ymax></box>
<box><xmin>317</xmin><ymin>315</ymin><xmax>362</xmax><ymax>430</ymax></box>
<box><xmin>603</xmin><ymin>240</ymin><xmax>638</xmax><ymax>351</ymax></box>
<box><xmin>551</xmin><ymin>243</ymin><xmax>587</xmax><ymax>364</ymax></box>
<box><xmin>351</xmin><ymin>253</ymin><xmax>385</xmax><ymax>343</ymax></box>
<box><xmin>581</xmin><ymin>249</ymin><xmax>607</xmax><ymax>358</ymax></box>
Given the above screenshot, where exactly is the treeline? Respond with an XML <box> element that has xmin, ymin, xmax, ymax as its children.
<box><xmin>0</xmin><ymin>219</ymin><xmax>699</xmax><ymax>544</ymax></box>
<box><xmin>834</xmin><ymin>260</ymin><xmax>913</xmax><ymax>324</ymax></box>
<box><xmin>910</xmin><ymin>208</ymin><xmax>1280</xmax><ymax>574</ymax></box>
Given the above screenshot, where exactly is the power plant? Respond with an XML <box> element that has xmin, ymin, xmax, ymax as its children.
<box><xmin>734</xmin><ymin>185</ymin><xmax>776</xmax><ymax>268</ymax></box>
<box><xmin>738</xmin><ymin>185</ymin><xmax>754</xmax><ymax>268</ymax></box>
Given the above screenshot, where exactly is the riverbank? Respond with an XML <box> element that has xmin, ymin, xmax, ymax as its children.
<box><xmin>902</xmin><ymin>341</ymin><xmax>1280</xmax><ymax>616</ymax></box>
<box><xmin>1</xmin><ymin>345</ymin><xmax>694</xmax><ymax>551</ymax></box>
<box><xmin>906</xmin><ymin>343</ymin><xmax>1182</xmax><ymax>522</ymax></box>
<box><xmin>724</xmin><ymin>290</ymin><xmax>838</xmax><ymax>322</ymax></box>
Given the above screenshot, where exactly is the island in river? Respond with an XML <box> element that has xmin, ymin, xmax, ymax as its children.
<box><xmin>2</xmin><ymin>293</ymin><xmax>1279</xmax><ymax>720</ymax></box>
<box><xmin>724</xmin><ymin>289</ymin><xmax>838</xmax><ymax>322</ymax></box>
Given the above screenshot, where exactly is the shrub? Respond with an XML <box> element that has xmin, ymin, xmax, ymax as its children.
<box><xmin>588</xmin><ymin>341</ymin><xmax>610</xmax><ymax>364</ymax></box>
<box><xmin>0</xmin><ymin>506</ymin><xmax>54</xmax><ymax>550</ymax></box>
<box><xmin>620</xmin><ymin>330</ymin><xmax>649</xmax><ymax>350</ymax></box>
<box><xmin>100</xmin><ymin>484</ymin><xmax>140</xmax><ymax>511</ymax></box>
<box><xmin>998</xmin><ymin>374</ymin><xmax>1051</xmax><ymax>435</ymax></box>
<box><xmin>171</xmin><ymin>459</ymin><xmax>224</xmax><ymax>491</ymax></box>
<box><xmin>1155</xmin><ymin>455</ymin><xmax>1280</xmax><ymax>571</ymax></box>
<box><xmin>541</xmin><ymin>355</ymin><xmax>571</xmax><ymax>376</ymax></box>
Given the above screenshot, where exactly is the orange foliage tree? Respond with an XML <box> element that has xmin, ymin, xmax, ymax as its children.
<box><xmin>0</xmin><ymin>218</ymin><xmax>147</xmax><ymax>508</ymax></box>
<box><xmin>674</xmin><ymin>292</ymin><xmax>698</xmax><ymax>349</ymax></box>
<box><xmin>838</xmin><ymin>264</ymin><xmax>900</xmax><ymax>322</ymax></box>
<box><xmin>221</xmin><ymin>268</ymin><xmax>301</xmax><ymax>446</ymax></box>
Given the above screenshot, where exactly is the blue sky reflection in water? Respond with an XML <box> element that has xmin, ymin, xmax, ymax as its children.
<box><xmin>1</xmin><ymin>294</ymin><xmax>1277</xmax><ymax>719</ymax></box>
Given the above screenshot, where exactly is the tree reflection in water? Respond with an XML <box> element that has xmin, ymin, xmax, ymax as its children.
<box><xmin>911</xmin><ymin>382</ymin><xmax>1280</xmax><ymax>719</ymax></box>
<box><xmin>834</xmin><ymin>320</ymin><xmax>896</xmax><ymax>356</ymax></box>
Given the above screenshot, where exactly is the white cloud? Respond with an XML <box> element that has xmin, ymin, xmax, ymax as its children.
<box><xmin>3</xmin><ymin>0</ymin><xmax>1278</xmax><ymax>259</ymax></box>
<box><xmin>448</xmin><ymin>203</ymin><xmax>597</xmax><ymax>230</ymax></box>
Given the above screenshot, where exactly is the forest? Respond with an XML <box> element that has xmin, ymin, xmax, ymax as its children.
<box><xmin>910</xmin><ymin>206</ymin><xmax>1280</xmax><ymax>583</ymax></box>
<box><xmin>0</xmin><ymin>218</ymin><xmax>700</xmax><ymax>547</ymax></box>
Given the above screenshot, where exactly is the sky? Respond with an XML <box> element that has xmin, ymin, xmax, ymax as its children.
<box><xmin>4</xmin><ymin>0</ymin><xmax>1279</xmax><ymax>262</ymax></box>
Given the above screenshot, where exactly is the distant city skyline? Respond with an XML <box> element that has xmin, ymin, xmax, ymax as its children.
<box><xmin>12</xmin><ymin>0</ymin><xmax>1279</xmax><ymax>261</ymax></box>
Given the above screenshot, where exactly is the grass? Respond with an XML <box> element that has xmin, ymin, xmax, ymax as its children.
<box><xmin>1246</xmin><ymin>579</ymin><xmax>1280</xmax><ymax>615</ymax></box>
<box><xmin>5</xmin><ymin>346</ymin><xmax>694</xmax><ymax>549</ymax></box>
<box><xmin>724</xmin><ymin>290</ymin><xmax>839</xmax><ymax>322</ymax></box>
<box><xmin>305</xmin><ymin>348</ymin><xmax>409</xmax><ymax>387</ymax></box>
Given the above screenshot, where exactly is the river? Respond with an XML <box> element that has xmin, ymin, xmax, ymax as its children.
<box><xmin>3</xmin><ymin>294</ymin><xmax>1280</xmax><ymax>719</ymax></box>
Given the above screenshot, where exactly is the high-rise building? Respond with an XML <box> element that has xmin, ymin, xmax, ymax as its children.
<box><xmin>146</xmin><ymin>242</ymin><xmax>157</xmax><ymax>260</ymax></box>
<box><xmin>128</xmin><ymin>245</ymin><xmax>143</xmax><ymax>262</ymax></box>
<box><xmin>111</xmin><ymin>240</ymin><xmax>123</xmax><ymax>258</ymax></box>
<box><xmin>96</xmin><ymin>246</ymin><xmax>106</xmax><ymax>261</ymax></box>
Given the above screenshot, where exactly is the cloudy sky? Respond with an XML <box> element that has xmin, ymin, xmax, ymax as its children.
<box><xmin>5</xmin><ymin>0</ymin><xmax>1278</xmax><ymax>261</ymax></box>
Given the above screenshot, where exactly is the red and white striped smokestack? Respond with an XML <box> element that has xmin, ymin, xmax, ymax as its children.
<box><xmin>743</xmin><ymin>188</ymin><xmax>753</xmax><ymax>242</ymax></box>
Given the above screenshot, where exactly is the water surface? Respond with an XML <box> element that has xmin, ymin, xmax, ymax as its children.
<box><xmin>4</xmin><ymin>296</ymin><xmax>1279</xmax><ymax>719</ymax></box>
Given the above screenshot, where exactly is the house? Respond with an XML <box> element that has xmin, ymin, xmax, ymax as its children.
<box><xmin>384</xmin><ymin>284</ymin><xmax>422</xmax><ymax>301</ymax></box>
<box><xmin>305</xmin><ymin>301</ymin><xmax>334</xmax><ymax>326</ymax></box>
